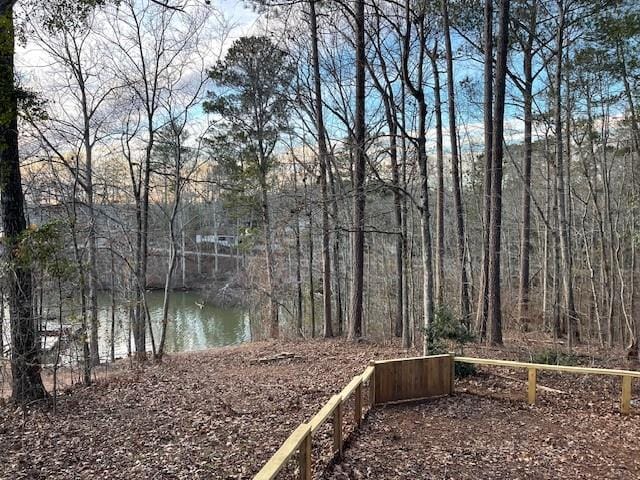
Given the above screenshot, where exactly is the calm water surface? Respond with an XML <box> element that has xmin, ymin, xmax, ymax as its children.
<box><xmin>96</xmin><ymin>291</ymin><xmax>250</xmax><ymax>360</ymax></box>
<box><xmin>1</xmin><ymin>291</ymin><xmax>249</xmax><ymax>364</ymax></box>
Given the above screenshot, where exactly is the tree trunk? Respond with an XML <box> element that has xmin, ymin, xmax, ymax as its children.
<box><xmin>430</xmin><ymin>51</ymin><xmax>445</xmax><ymax>309</ymax></box>
<box><xmin>553</xmin><ymin>1</ymin><xmax>577</xmax><ymax>349</ymax></box>
<box><xmin>327</xmin><ymin>159</ymin><xmax>344</xmax><ymax>335</ymax></box>
<box><xmin>68</xmin><ymin>176</ymin><xmax>92</xmax><ymax>385</ymax></box>
<box><xmin>293</xmin><ymin>161</ymin><xmax>304</xmax><ymax>336</ymax></box>
<box><xmin>0</xmin><ymin>2</ymin><xmax>48</xmax><ymax>403</ymax></box>
<box><xmin>84</xmin><ymin>118</ymin><xmax>100</xmax><ymax>368</ymax></box>
<box><xmin>517</xmin><ymin>4</ymin><xmax>536</xmax><ymax>330</ymax></box>
<box><xmin>476</xmin><ymin>0</ymin><xmax>493</xmax><ymax>340</ymax></box>
<box><xmin>418</xmin><ymin>99</ymin><xmax>436</xmax><ymax>355</ymax></box>
<box><xmin>260</xmin><ymin>171</ymin><xmax>279</xmax><ymax>338</ymax></box>
<box><xmin>349</xmin><ymin>0</ymin><xmax>366</xmax><ymax>340</ymax></box>
<box><xmin>552</xmin><ymin>172</ymin><xmax>561</xmax><ymax>339</ymax></box>
<box><xmin>110</xmin><ymin>247</ymin><xmax>117</xmax><ymax>363</ymax></box>
<box><xmin>157</xmin><ymin>145</ymin><xmax>182</xmax><ymax>360</ymax></box>
<box><xmin>133</xmin><ymin>192</ymin><xmax>146</xmax><ymax>361</ymax></box>
<box><xmin>442</xmin><ymin>0</ymin><xmax>471</xmax><ymax>327</ymax></box>
<box><xmin>0</xmin><ymin>288</ymin><xmax>4</xmax><ymax>357</ymax></box>
<box><xmin>309</xmin><ymin>0</ymin><xmax>333</xmax><ymax>338</ymax></box>
<box><xmin>401</xmin><ymin>3</ymin><xmax>434</xmax><ymax>354</ymax></box>
<box><xmin>487</xmin><ymin>0</ymin><xmax>510</xmax><ymax>345</ymax></box>
<box><xmin>369</xmin><ymin>10</ymin><xmax>404</xmax><ymax>337</ymax></box>
<box><xmin>307</xmin><ymin>185</ymin><xmax>316</xmax><ymax>338</ymax></box>
<box><xmin>400</xmin><ymin>83</ymin><xmax>411</xmax><ymax>349</ymax></box>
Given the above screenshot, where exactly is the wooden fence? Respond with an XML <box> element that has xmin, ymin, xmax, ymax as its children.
<box><xmin>372</xmin><ymin>354</ymin><xmax>454</xmax><ymax>404</ymax></box>
<box><xmin>254</xmin><ymin>354</ymin><xmax>638</xmax><ymax>479</ymax></box>
<box><xmin>254</xmin><ymin>355</ymin><xmax>451</xmax><ymax>480</ymax></box>
<box><xmin>455</xmin><ymin>356</ymin><xmax>640</xmax><ymax>414</ymax></box>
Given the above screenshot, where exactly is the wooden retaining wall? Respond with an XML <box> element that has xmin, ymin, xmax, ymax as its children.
<box><xmin>254</xmin><ymin>354</ymin><xmax>638</xmax><ymax>479</ymax></box>
<box><xmin>372</xmin><ymin>354</ymin><xmax>454</xmax><ymax>405</ymax></box>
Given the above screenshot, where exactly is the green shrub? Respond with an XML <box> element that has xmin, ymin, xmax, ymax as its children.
<box><xmin>455</xmin><ymin>362</ymin><xmax>477</xmax><ymax>378</ymax></box>
<box><xmin>530</xmin><ymin>349</ymin><xmax>578</xmax><ymax>366</ymax></box>
<box><xmin>425</xmin><ymin>305</ymin><xmax>474</xmax><ymax>355</ymax></box>
<box><xmin>423</xmin><ymin>306</ymin><xmax>477</xmax><ymax>378</ymax></box>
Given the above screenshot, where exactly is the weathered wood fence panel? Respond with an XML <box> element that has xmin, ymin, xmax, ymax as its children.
<box><xmin>372</xmin><ymin>354</ymin><xmax>453</xmax><ymax>405</ymax></box>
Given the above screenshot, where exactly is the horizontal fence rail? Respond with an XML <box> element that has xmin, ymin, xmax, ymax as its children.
<box><xmin>455</xmin><ymin>356</ymin><xmax>639</xmax><ymax>414</ymax></box>
<box><xmin>254</xmin><ymin>423</ymin><xmax>312</xmax><ymax>480</ymax></box>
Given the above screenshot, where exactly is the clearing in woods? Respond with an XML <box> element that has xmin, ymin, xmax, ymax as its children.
<box><xmin>0</xmin><ymin>338</ymin><xmax>638</xmax><ymax>479</ymax></box>
<box><xmin>324</xmin><ymin>373</ymin><xmax>640</xmax><ymax>479</ymax></box>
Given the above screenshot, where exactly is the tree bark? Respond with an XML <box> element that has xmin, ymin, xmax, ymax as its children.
<box><xmin>553</xmin><ymin>0</ymin><xmax>577</xmax><ymax>349</ymax></box>
<box><xmin>327</xmin><ymin>158</ymin><xmax>344</xmax><ymax>335</ymax></box>
<box><xmin>400</xmin><ymin>82</ymin><xmax>411</xmax><ymax>349</ymax></box>
<box><xmin>260</xmin><ymin>169</ymin><xmax>279</xmax><ymax>338</ymax></box>
<box><xmin>517</xmin><ymin>2</ymin><xmax>536</xmax><ymax>330</ymax></box>
<box><xmin>430</xmin><ymin>50</ymin><xmax>445</xmax><ymax>309</ymax></box>
<box><xmin>442</xmin><ymin>0</ymin><xmax>471</xmax><ymax>327</ymax></box>
<box><xmin>348</xmin><ymin>0</ymin><xmax>366</xmax><ymax>340</ymax></box>
<box><xmin>0</xmin><ymin>2</ymin><xmax>48</xmax><ymax>403</ymax></box>
<box><xmin>306</xmin><ymin>184</ymin><xmax>316</xmax><ymax>338</ymax></box>
<box><xmin>157</xmin><ymin>135</ymin><xmax>183</xmax><ymax>360</ymax></box>
<box><xmin>293</xmin><ymin>161</ymin><xmax>304</xmax><ymax>336</ymax></box>
<box><xmin>80</xmin><ymin>80</ymin><xmax>100</xmax><ymax>368</ymax></box>
<box><xmin>402</xmin><ymin>2</ymin><xmax>434</xmax><ymax>354</ymax></box>
<box><xmin>309</xmin><ymin>0</ymin><xmax>333</xmax><ymax>338</ymax></box>
<box><xmin>487</xmin><ymin>0</ymin><xmax>510</xmax><ymax>345</ymax></box>
<box><xmin>476</xmin><ymin>0</ymin><xmax>493</xmax><ymax>340</ymax></box>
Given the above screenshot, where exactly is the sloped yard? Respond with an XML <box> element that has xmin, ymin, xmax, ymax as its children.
<box><xmin>1</xmin><ymin>338</ymin><xmax>639</xmax><ymax>479</ymax></box>
<box><xmin>0</xmin><ymin>339</ymin><xmax>404</xmax><ymax>479</ymax></box>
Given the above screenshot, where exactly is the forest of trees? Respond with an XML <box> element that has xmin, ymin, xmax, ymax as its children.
<box><xmin>1</xmin><ymin>0</ymin><xmax>639</xmax><ymax>405</ymax></box>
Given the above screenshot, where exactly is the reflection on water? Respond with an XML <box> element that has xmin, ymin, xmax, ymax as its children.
<box><xmin>1</xmin><ymin>291</ymin><xmax>249</xmax><ymax>364</ymax></box>
<box><xmin>95</xmin><ymin>291</ymin><xmax>249</xmax><ymax>361</ymax></box>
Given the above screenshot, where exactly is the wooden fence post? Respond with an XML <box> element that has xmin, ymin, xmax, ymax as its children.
<box><xmin>298</xmin><ymin>430</ymin><xmax>312</xmax><ymax>480</ymax></box>
<box><xmin>528</xmin><ymin>368</ymin><xmax>537</xmax><ymax>405</ymax></box>
<box><xmin>368</xmin><ymin>361</ymin><xmax>376</xmax><ymax>407</ymax></box>
<box><xmin>449</xmin><ymin>353</ymin><xmax>455</xmax><ymax>394</ymax></box>
<box><xmin>621</xmin><ymin>375</ymin><xmax>632</xmax><ymax>415</ymax></box>
<box><xmin>355</xmin><ymin>382</ymin><xmax>362</xmax><ymax>426</ymax></box>
<box><xmin>333</xmin><ymin>400</ymin><xmax>343</xmax><ymax>457</ymax></box>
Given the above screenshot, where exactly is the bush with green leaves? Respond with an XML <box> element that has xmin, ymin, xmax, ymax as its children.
<box><xmin>425</xmin><ymin>306</ymin><xmax>476</xmax><ymax>378</ymax></box>
<box><xmin>530</xmin><ymin>349</ymin><xmax>579</xmax><ymax>366</ymax></box>
<box><xmin>15</xmin><ymin>221</ymin><xmax>75</xmax><ymax>280</ymax></box>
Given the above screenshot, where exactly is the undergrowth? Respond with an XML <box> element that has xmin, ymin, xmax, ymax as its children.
<box><xmin>529</xmin><ymin>349</ymin><xmax>579</xmax><ymax>366</ymax></box>
<box><xmin>425</xmin><ymin>306</ymin><xmax>476</xmax><ymax>378</ymax></box>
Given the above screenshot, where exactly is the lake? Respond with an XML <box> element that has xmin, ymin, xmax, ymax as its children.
<box><xmin>25</xmin><ymin>291</ymin><xmax>251</xmax><ymax>364</ymax></box>
<box><xmin>99</xmin><ymin>291</ymin><xmax>250</xmax><ymax>360</ymax></box>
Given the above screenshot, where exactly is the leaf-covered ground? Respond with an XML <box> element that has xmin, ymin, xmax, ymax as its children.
<box><xmin>1</xmin><ymin>337</ymin><xmax>639</xmax><ymax>479</ymax></box>
<box><xmin>0</xmin><ymin>339</ymin><xmax>405</xmax><ymax>479</ymax></box>
<box><xmin>326</xmin><ymin>368</ymin><xmax>640</xmax><ymax>479</ymax></box>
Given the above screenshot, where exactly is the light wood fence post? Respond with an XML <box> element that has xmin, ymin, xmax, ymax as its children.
<box><xmin>621</xmin><ymin>375</ymin><xmax>632</xmax><ymax>415</ymax></box>
<box><xmin>333</xmin><ymin>401</ymin><xmax>343</xmax><ymax>457</ymax></box>
<box><xmin>298</xmin><ymin>430</ymin><xmax>312</xmax><ymax>480</ymax></box>
<box><xmin>528</xmin><ymin>368</ymin><xmax>537</xmax><ymax>405</ymax></box>
<box><xmin>355</xmin><ymin>382</ymin><xmax>362</xmax><ymax>426</ymax></box>
<box><xmin>368</xmin><ymin>361</ymin><xmax>376</xmax><ymax>407</ymax></box>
